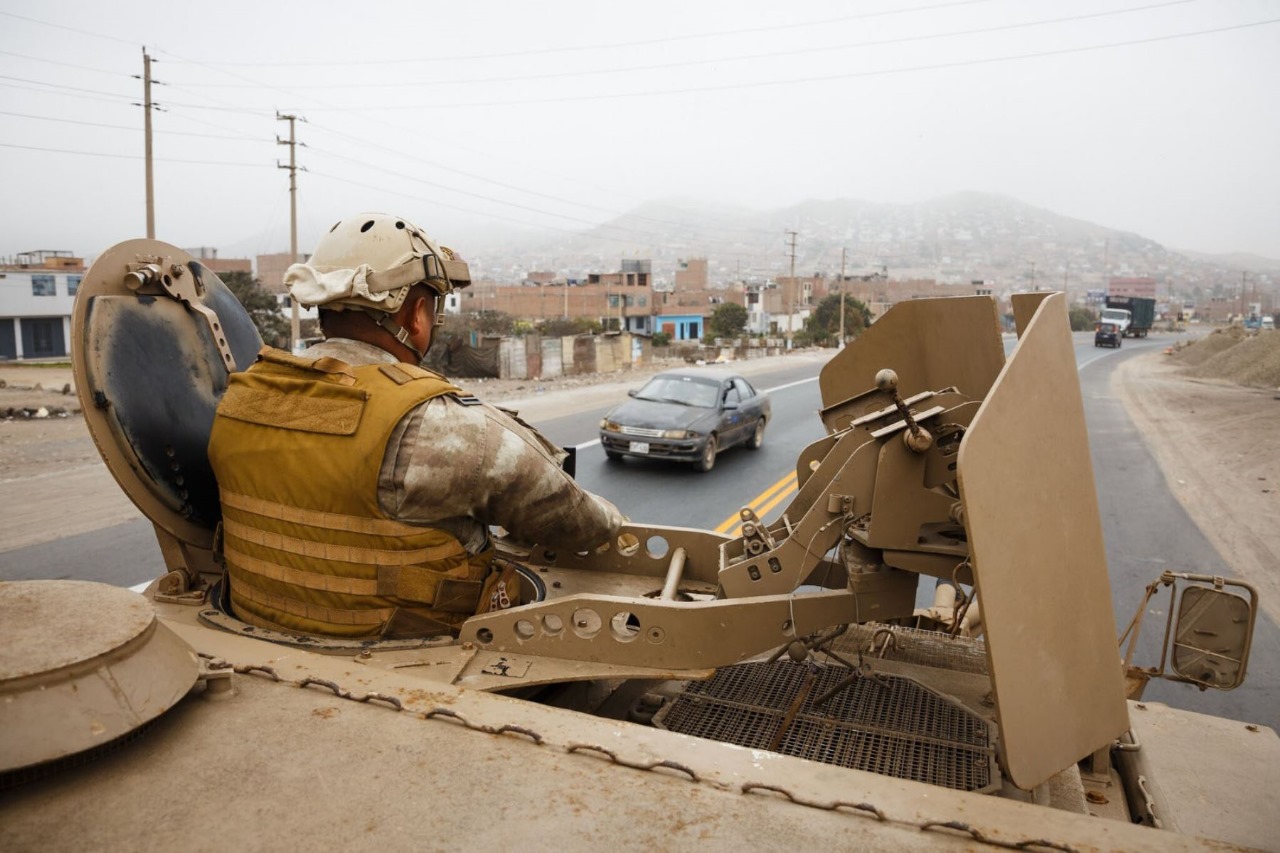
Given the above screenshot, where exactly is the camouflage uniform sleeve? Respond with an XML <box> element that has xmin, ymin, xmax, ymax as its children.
<box><xmin>382</xmin><ymin>395</ymin><xmax>624</xmax><ymax>552</ymax></box>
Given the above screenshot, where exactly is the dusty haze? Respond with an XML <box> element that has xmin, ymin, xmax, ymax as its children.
<box><xmin>0</xmin><ymin>1</ymin><xmax>1277</xmax><ymax>265</ymax></box>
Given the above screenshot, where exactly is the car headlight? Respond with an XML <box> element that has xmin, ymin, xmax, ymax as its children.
<box><xmin>662</xmin><ymin>429</ymin><xmax>694</xmax><ymax>439</ymax></box>
<box><xmin>600</xmin><ymin>419</ymin><xmax>621</xmax><ymax>432</ymax></box>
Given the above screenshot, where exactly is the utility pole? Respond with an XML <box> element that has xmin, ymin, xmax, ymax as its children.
<box><xmin>785</xmin><ymin>230</ymin><xmax>798</xmax><ymax>349</ymax></box>
<box><xmin>133</xmin><ymin>48</ymin><xmax>163</xmax><ymax>239</ymax></box>
<box><xmin>838</xmin><ymin>247</ymin><xmax>847</xmax><ymax>348</ymax></box>
<box><xmin>277</xmin><ymin>113</ymin><xmax>305</xmax><ymax>353</ymax></box>
<box><xmin>1030</xmin><ymin>260</ymin><xmax>1037</xmax><ymax>291</ymax></box>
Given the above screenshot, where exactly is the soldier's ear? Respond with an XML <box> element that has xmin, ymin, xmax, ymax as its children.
<box><xmin>402</xmin><ymin>293</ymin><xmax>432</xmax><ymax>335</ymax></box>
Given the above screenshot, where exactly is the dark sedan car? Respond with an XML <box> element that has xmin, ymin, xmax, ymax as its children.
<box><xmin>599</xmin><ymin>369</ymin><xmax>770</xmax><ymax>472</ymax></box>
<box><xmin>1094</xmin><ymin>323</ymin><xmax>1121</xmax><ymax>348</ymax></box>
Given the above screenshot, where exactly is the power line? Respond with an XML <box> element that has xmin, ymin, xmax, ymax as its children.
<box><xmin>224</xmin><ymin>17</ymin><xmax>1280</xmax><ymax>111</ymax></box>
<box><xmin>0</xmin><ymin>48</ymin><xmax>129</xmax><ymax>77</ymax></box>
<box><xmin>123</xmin><ymin>12</ymin><xmax>1275</xmax><ymax>250</ymax></box>
<box><xmin>303</xmin><ymin>123</ymin><xmax>776</xmax><ymax>241</ymax></box>
<box><xmin>0</xmin><ymin>9</ymin><xmax>141</xmax><ymax>46</ymax></box>
<box><xmin>0</xmin><ymin>80</ymin><xmax>148</xmax><ymax>106</ymax></box>
<box><xmin>0</xmin><ymin>73</ymin><xmax>134</xmax><ymax>101</ymax></box>
<box><xmin>304</xmin><ymin>144</ymin><xmax>736</xmax><ymax>248</ymax></box>
<box><xmin>3</xmin><ymin>42</ymin><xmax>712</xmax><ymax>239</ymax></box>
<box><xmin>170</xmin><ymin>0</ymin><xmax>1197</xmax><ymax>91</ymax></box>
<box><xmin>0</xmin><ymin>109</ymin><xmax>265</xmax><ymax>141</ymax></box>
<box><xmin>158</xmin><ymin>0</ymin><xmax>997</xmax><ymax>67</ymax></box>
<box><xmin>0</xmin><ymin>141</ymin><xmax>273</xmax><ymax>167</ymax></box>
<box><xmin>132</xmin><ymin>8</ymin><xmax>1256</xmax><ymax>240</ymax></box>
<box><xmin>307</xmin><ymin>169</ymin><xmax>773</xmax><ymax>268</ymax></box>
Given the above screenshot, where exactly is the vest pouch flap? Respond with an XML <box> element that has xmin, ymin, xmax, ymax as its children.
<box><xmin>219</xmin><ymin>375</ymin><xmax>367</xmax><ymax>435</ymax></box>
<box><xmin>378</xmin><ymin>565</ymin><xmax>483</xmax><ymax>614</ymax></box>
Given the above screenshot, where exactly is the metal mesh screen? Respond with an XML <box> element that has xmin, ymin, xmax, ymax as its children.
<box><xmin>656</xmin><ymin>661</ymin><xmax>999</xmax><ymax>793</ymax></box>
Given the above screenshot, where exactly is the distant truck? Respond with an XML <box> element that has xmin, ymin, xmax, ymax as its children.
<box><xmin>1101</xmin><ymin>295</ymin><xmax>1155</xmax><ymax>338</ymax></box>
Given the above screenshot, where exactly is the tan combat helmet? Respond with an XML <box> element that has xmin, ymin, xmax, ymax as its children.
<box><xmin>285</xmin><ymin>212</ymin><xmax>471</xmax><ymax>356</ymax></box>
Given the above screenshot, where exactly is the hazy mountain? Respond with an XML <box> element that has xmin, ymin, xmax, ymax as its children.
<box><xmin>1173</xmin><ymin>249</ymin><xmax>1280</xmax><ymax>273</ymax></box>
<box><xmin>225</xmin><ymin>192</ymin><xmax>1277</xmax><ymax>296</ymax></box>
<box><xmin>471</xmin><ymin>191</ymin><xmax>1254</xmax><ymax>293</ymax></box>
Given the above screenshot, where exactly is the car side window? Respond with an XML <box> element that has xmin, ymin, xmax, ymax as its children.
<box><xmin>733</xmin><ymin>378</ymin><xmax>755</xmax><ymax>399</ymax></box>
<box><xmin>724</xmin><ymin>384</ymin><xmax>741</xmax><ymax>405</ymax></box>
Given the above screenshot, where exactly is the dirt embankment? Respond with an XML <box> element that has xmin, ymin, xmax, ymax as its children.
<box><xmin>1113</xmin><ymin>330</ymin><xmax>1280</xmax><ymax>622</ymax></box>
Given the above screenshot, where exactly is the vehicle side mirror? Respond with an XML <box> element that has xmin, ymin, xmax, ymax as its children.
<box><xmin>1170</xmin><ymin>584</ymin><xmax>1256</xmax><ymax>690</ymax></box>
<box><xmin>722</xmin><ymin>400</ymin><xmax>739</xmax><ymax>411</ymax></box>
<box><xmin>1121</xmin><ymin>572</ymin><xmax>1257</xmax><ymax>696</ymax></box>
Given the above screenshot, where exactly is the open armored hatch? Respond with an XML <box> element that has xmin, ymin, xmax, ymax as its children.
<box><xmin>1</xmin><ymin>239</ymin><xmax>1273</xmax><ymax>850</ymax></box>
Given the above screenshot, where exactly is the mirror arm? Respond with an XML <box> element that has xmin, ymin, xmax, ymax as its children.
<box><xmin>1119</xmin><ymin>573</ymin><xmax>1171</xmax><ymax>669</ymax></box>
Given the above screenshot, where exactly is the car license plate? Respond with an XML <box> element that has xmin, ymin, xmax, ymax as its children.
<box><xmin>629</xmin><ymin>441</ymin><xmax>650</xmax><ymax>454</ymax></box>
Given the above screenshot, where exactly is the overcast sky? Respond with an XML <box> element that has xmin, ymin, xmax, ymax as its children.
<box><xmin>1</xmin><ymin>0</ymin><xmax>1277</xmax><ymax>264</ymax></box>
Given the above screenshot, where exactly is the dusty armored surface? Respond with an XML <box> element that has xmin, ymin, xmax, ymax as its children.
<box><xmin>2</xmin><ymin>243</ymin><xmax>1279</xmax><ymax>851</ymax></box>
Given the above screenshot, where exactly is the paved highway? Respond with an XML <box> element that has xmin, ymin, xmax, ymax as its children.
<box><xmin>4</xmin><ymin>333</ymin><xmax>1275</xmax><ymax>729</ymax></box>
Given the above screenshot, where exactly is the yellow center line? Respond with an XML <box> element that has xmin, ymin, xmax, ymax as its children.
<box><xmin>714</xmin><ymin>469</ymin><xmax>799</xmax><ymax>534</ymax></box>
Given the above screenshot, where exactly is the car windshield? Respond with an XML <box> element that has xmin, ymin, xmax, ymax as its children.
<box><xmin>635</xmin><ymin>376</ymin><xmax>720</xmax><ymax>408</ymax></box>
<box><xmin>1101</xmin><ymin>309</ymin><xmax>1128</xmax><ymax>322</ymax></box>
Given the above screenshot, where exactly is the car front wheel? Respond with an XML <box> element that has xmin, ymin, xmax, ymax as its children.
<box><xmin>694</xmin><ymin>435</ymin><xmax>718</xmax><ymax>473</ymax></box>
<box><xmin>747</xmin><ymin>417</ymin><xmax>765</xmax><ymax>450</ymax></box>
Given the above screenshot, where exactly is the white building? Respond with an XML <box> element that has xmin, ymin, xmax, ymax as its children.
<box><xmin>0</xmin><ymin>252</ymin><xmax>84</xmax><ymax>360</ymax></box>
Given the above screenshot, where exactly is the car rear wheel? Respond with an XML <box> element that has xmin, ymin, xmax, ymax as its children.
<box><xmin>694</xmin><ymin>435</ymin><xmax>717</xmax><ymax>473</ymax></box>
<box><xmin>747</xmin><ymin>417</ymin><xmax>765</xmax><ymax>450</ymax></box>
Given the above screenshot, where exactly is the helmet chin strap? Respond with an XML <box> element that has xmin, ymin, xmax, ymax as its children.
<box><xmin>365</xmin><ymin>309</ymin><xmax>426</xmax><ymax>363</ymax></box>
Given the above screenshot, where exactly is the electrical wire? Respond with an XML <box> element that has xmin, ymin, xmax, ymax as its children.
<box><xmin>0</xmin><ymin>142</ymin><xmax>273</xmax><ymax>168</ymax></box>
<box><xmin>172</xmin><ymin>0</ymin><xmax>1199</xmax><ymax>90</ymax></box>
<box><xmin>0</xmin><ymin>109</ymin><xmax>268</xmax><ymax>141</ymax></box>
<box><xmin>303</xmin><ymin>140</ymin><xmax>776</xmax><ymax>250</ymax></box>
<box><xmin>0</xmin><ymin>48</ymin><xmax>129</xmax><ymax>77</ymax></box>
<box><xmin>0</xmin><ymin>73</ymin><xmax>134</xmax><ymax>101</ymax></box>
<box><xmin>306</xmin><ymin>167</ymin><xmax>766</xmax><ymax>264</ymax></box>
<box><xmin>157</xmin><ymin>0</ymin><xmax>999</xmax><ymax>67</ymax></box>
<box><xmin>225</xmin><ymin>17</ymin><xmax>1280</xmax><ymax>111</ymax></box>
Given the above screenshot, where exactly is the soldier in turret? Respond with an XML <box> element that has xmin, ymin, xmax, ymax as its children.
<box><xmin>208</xmin><ymin>213</ymin><xmax>623</xmax><ymax>639</ymax></box>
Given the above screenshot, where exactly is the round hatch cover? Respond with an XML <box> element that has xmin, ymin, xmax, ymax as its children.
<box><xmin>72</xmin><ymin>239</ymin><xmax>263</xmax><ymax>550</ymax></box>
<box><xmin>0</xmin><ymin>581</ymin><xmax>199</xmax><ymax>773</ymax></box>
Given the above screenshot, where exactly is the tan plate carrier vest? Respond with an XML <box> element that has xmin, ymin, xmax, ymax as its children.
<box><xmin>208</xmin><ymin>348</ymin><xmax>501</xmax><ymax>639</ymax></box>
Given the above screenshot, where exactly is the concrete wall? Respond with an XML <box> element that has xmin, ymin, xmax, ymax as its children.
<box><xmin>458</xmin><ymin>332</ymin><xmax>655</xmax><ymax>380</ymax></box>
<box><xmin>498</xmin><ymin>336</ymin><xmax>528</xmax><ymax>380</ymax></box>
<box><xmin>540</xmin><ymin>337</ymin><xmax>562</xmax><ymax>378</ymax></box>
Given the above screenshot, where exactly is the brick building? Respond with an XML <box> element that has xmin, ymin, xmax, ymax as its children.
<box><xmin>184</xmin><ymin>247</ymin><xmax>252</xmax><ymax>276</ymax></box>
<box><xmin>674</xmin><ymin>258</ymin><xmax>708</xmax><ymax>290</ymax></box>
<box><xmin>1108</xmin><ymin>277</ymin><xmax>1157</xmax><ymax>299</ymax></box>
<box><xmin>459</xmin><ymin>280</ymin><xmax>655</xmax><ymax>333</ymax></box>
<box><xmin>256</xmin><ymin>252</ymin><xmax>308</xmax><ymax>294</ymax></box>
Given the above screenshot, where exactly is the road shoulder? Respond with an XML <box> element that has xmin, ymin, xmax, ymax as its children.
<box><xmin>1113</xmin><ymin>351</ymin><xmax>1280</xmax><ymax>621</ymax></box>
